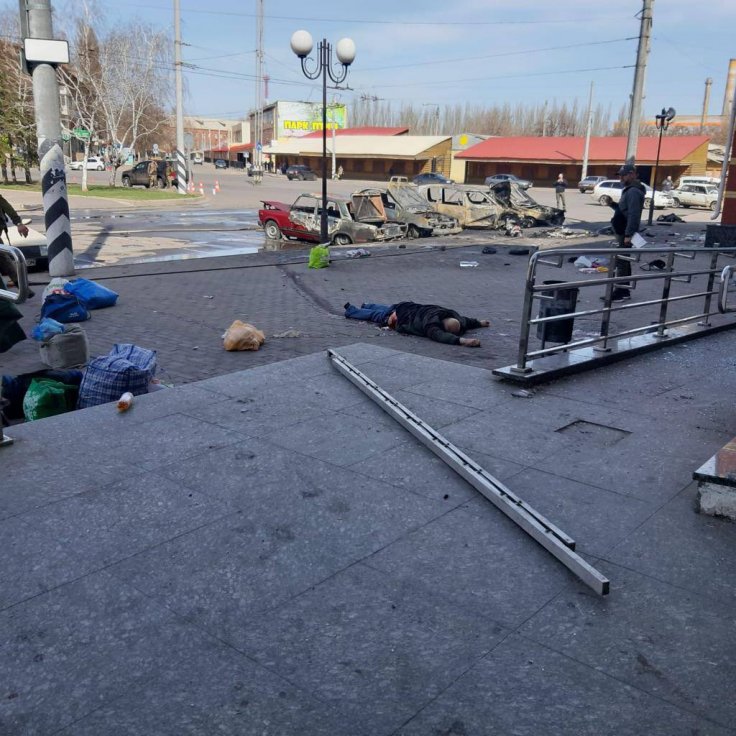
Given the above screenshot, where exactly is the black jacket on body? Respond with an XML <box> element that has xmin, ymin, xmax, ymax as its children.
<box><xmin>394</xmin><ymin>302</ymin><xmax>482</xmax><ymax>345</ymax></box>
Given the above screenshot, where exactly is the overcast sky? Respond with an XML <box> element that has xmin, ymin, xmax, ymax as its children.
<box><xmin>33</xmin><ymin>1</ymin><xmax>736</xmax><ymax>122</ymax></box>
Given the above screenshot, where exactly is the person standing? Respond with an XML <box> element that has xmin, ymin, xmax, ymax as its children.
<box><xmin>554</xmin><ymin>173</ymin><xmax>568</xmax><ymax>210</ymax></box>
<box><xmin>606</xmin><ymin>164</ymin><xmax>646</xmax><ymax>302</ymax></box>
<box><xmin>662</xmin><ymin>175</ymin><xmax>673</xmax><ymax>193</ymax></box>
<box><xmin>147</xmin><ymin>159</ymin><xmax>157</xmax><ymax>188</ymax></box>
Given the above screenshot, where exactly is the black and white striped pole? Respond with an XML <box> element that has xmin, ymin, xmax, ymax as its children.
<box><xmin>174</xmin><ymin>0</ymin><xmax>188</xmax><ymax>195</ymax></box>
<box><xmin>20</xmin><ymin>0</ymin><xmax>74</xmax><ymax>277</ymax></box>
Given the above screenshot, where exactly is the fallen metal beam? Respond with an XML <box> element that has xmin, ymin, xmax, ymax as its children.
<box><xmin>328</xmin><ymin>349</ymin><xmax>609</xmax><ymax>596</ymax></box>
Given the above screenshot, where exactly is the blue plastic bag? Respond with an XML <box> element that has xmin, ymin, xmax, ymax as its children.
<box><xmin>64</xmin><ymin>278</ymin><xmax>119</xmax><ymax>309</ymax></box>
<box><xmin>31</xmin><ymin>318</ymin><xmax>65</xmax><ymax>342</ymax></box>
<box><xmin>40</xmin><ymin>293</ymin><xmax>90</xmax><ymax>323</ymax></box>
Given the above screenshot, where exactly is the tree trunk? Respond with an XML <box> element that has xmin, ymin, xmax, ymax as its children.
<box><xmin>81</xmin><ymin>141</ymin><xmax>90</xmax><ymax>192</ymax></box>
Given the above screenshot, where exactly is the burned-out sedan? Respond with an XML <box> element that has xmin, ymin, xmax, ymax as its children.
<box><xmin>359</xmin><ymin>185</ymin><xmax>462</xmax><ymax>238</ymax></box>
<box><xmin>416</xmin><ymin>183</ymin><xmax>564</xmax><ymax>230</ymax></box>
<box><xmin>258</xmin><ymin>193</ymin><xmax>406</xmax><ymax>245</ymax></box>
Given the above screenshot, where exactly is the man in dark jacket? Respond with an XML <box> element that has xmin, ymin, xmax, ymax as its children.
<box><xmin>388</xmin><ymin>302</ymin><xmax>489</xmax><ymax>346</ymax></box>
<box><xmin>554</xmin><ymin>173</ymin><xmax>568</xmax><ymax>210</ymax></box>
<box><xmin>607</xmin><ymin>163</ymin><xmax>645</xmax><ymax>302</ymax></box>
<box><xmin>0</xmin><ymin>194</ymin><xmax>29</xmax><ymax>285</ymax></box>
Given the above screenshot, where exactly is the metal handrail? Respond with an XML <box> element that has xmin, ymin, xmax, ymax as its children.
<box><xmin>510</xmin><ymin>245</ymin><xmax>736</xmax><ymax>373</ymax></box>
<box><xmin>0</xmin><ymin>244</ymin><xmax>30</xmax><ymax>304</ymax></box>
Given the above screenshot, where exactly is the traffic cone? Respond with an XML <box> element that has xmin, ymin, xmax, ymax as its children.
<box><xmin>187</xmin><ymin>180</ymin><xmax>195</xmax><ymax>194</ymax></box>
<box><xmin>198</xmin><ymin>182</ymin><xmax>204</xmax><ymax>195</ymax></box>
<box><xmin>215</xmin><ymin>180</ymin><xmax>220</xmax><ymax>192</ymax></box>
<box><xmin>212</xmin><ymin>186</ymin><xmax>217</xmax><ymax>196</ymax></box>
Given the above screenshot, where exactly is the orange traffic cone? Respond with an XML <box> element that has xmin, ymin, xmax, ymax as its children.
<box><xmin>215</xmin><ymin>180</ymin><xmax>220</xmax><ymax>192</ymax></box>
<box><xmin>198</xmin><ymin>182</ymin><xmax>204</xmax><ymax>195</ymax></box>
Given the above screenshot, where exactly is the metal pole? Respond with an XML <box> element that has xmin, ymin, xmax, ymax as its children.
<box><xmin>647</xmin><ymin>119</ymin><xmax>664</xmax><ymax>226</ymax></box>
<box><xmin>321</xmin><ymin>40</ymin><xmax>328</xmax><ymax>244</ymax></box>
<box><xmin>174</xmin><ymin>0</ymin><xmax>187</xmax><ymax>194</ymax></box>
<box><xmin>625</xmin><ymin>0</ymin><xmax>654</xmax><ymax>164</ymax></box>
<box><xmin>23</xmin><ymin>0</ymin><xmax>74</xmax><ymax>276</ymax></box>
<box><xmin>581</xmin><ymin>81</ymin><xmax>594</xmax><ymax>181</ymax></box>
<box><xmin>700</xmin><ymin>78</ymin><xmax>712</xmax><ymax>134</ymax></box>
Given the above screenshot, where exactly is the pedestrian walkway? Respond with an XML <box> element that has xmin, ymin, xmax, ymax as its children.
<box><xmin>2</xmin><ymin>335</ymin><xmax>736</xmax><ymax>734</ymax></box>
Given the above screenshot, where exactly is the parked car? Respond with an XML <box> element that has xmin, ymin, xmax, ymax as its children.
<box><xmin>484</xmin><ymin>173</ymin><xmax>533</xmax><ymax>190</ymax></box>
<box><xmin>412</xmin><ymin>172</ymin><xmax>453</xmax><ymax>186</ymax></box>
<box><xmin>214</xmin><ymin>158</ymin><xmax>228</xmax><ymax>169</ymax></box>
<box><xmin>671</xmin><ymin>184</ymin><xmax>719</xmax><ymax>211</ymax></box>
<box><xmin>591</xmin><ymin>180</ymin><xmax>675</xmax><ymax>209</ymax></box>
<box><xmin>69</xmin><ymin>156</ymin><xmax>105</xmax><ymax>171</ymax></box>
<box><xmin>286</xmin><ymin>164</ymin><xmax>316</xmax><ymax>181</ymax></box>
<box><xmin>677</xmin><ymin>176</ymin><xmax>720</xmax><ymax>189</ymax></box>
<box><xmin>488</xmin><ymin>180</ymin><xmax>565</xmax><ymax>226</ymax></box>
<box><xmin>258</xmin><ymin>193</ymin><xmax>406</xmax><ymax>245</ymax></box>
<box><xmin>120</xmin><ymin>160</ymin><xmax>176</xmax><ymax>189</ymax></box>
<box><xmin>578</xmin><ymin>175</ymin><xmax>607</xmax><ymax>193</ymax></box>
<box><xmin>358</xmin><ymin>185</ymin><xmax>462</xmax><ymax>238</ymax></box>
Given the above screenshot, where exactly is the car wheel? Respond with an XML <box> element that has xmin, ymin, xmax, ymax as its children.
<box><xmin>520</xmin><ymin>216</ymin><xmax>536</xmax><ymax>228</ymax></box>
<box><xmin>579</xmin><ymin>188</ymin><xmax>586</xmax><ymax>193</ymax></box>
<box><xmin>672</xmin><ymin>197</ymin><xmax>681</xmax><ymax>207</ymax></box>
<box><xmin>264</xmin><ymin>220</ymin><xmax>281</xmax><ymax>239</ymax></box>
<box><xmin>710</xmin><ymin>201</ymin><xmax>717</xmax><ymax>211</ymax></box>
<box><xmin>97</xmin><ymin>165</ymin><xmax>104</xmax><ymax>171</ymax></box>
<box><xmin>122</xmin><ymin>177</ymin><xmax>131</xmax><ymax>188</ymax></box>
<box><xmin>333</xmin><ymin>233</ymin><xmax>352</xmax><ymax>246</ymax></box>
<box><xmin>407</xmin><ymin>225</ymin><xmax>421</xmax><ymax>239</ymax></box>
<box><xmin>682</xmin><ymin>203</ymin><xmax>690</xmax><ymax>208</ymax></box>
<box><xmin>599</xmin><ymin>195</ymin><xmax>612</xmax><ymax>206</ymax></box>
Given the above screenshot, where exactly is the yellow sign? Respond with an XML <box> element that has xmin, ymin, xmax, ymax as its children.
<box><xmin>284</xmin><ymin>120</ymin><xmax>341</xmax><ymax>131</ymax></box>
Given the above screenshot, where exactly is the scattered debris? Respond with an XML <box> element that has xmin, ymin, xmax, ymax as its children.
<box><xmin>272</xmin><ymin>329</ymin><xmax>303</xmax><ymax>339</ymax></box>
<box><xmin>508</xmin><ymin>247</ymin><xmax>531</xmax><ymax>256</ymax></box>
<box><xmin>222</xmin><ymin>320</ymin><xmax>265</xmax><ymax>351</ymax></box>
<box><xmin>203</xmin><ymin>294</ymin><xmax>214</xmax><ymax>299</ymax></box>
<box><xmin>345</xmin><ymin>248</ymin><xmax>371</xmax><ymax>258</ymax></box>
<box><xmin>544</xmin><ymin>227</ymin><xmax>593</xmax><ymax>239</ymax></box>
<box><xmin>597</xmin><ymin>225</ymin><xmax>615</xmax><ymax>235</ymax></box>
<box><xmin>511</xmin><ymin>389</ymin><xmax>534</xmax><ymax>399</ymax></box>
<box><xmin>640</xmin><ymin>259</ymin><xmax>667</xmax><ymax>271</ymax></box>
<box><xmin>482</xmin><ymin>246</ymin><xmax>497</xmax><ymax>254</ymax></box>
<box><xmin>460</xmin><ymin>261</ymin><xmax>479</xmax><ymax>268</ymax></box>
<box><xmin>574</xmin><ymin>255</ymin><xmax>609</xmax><ymax>269</ymax></box>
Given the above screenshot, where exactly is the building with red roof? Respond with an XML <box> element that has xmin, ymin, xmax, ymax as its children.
<box><xmin>302</xmin><ymin>126</ymin><xmax>409</xmax><ymax>138</ymax></box>
<box><xmin>456</xmin><ymin>136</ymin><xmax>710</xmax><ymax>186</ymax></box>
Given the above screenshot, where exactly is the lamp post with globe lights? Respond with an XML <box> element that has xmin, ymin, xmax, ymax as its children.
<box><xmin>291</xmin><ymin>30</ymin><xmax>356</xmax><ymax>244</ymax></box>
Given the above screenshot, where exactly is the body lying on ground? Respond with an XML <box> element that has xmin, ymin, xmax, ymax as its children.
<box><xmin>344</xmin><ymin>300</ymin><xmax>489</xmax><ymax>346</ymax></box>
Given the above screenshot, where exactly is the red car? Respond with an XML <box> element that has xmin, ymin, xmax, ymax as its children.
<box><xmin>258</xmin><ymin>199</ymin><xmax>317</xmax><ymax>242</ymax></box>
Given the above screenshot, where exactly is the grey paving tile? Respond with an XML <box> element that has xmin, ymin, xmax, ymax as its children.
<box><xmin>348</xmin><ymin>439</ymin><xmax>525</xmax><ymax>505</ymax></box>
<box><xmin>234</xmin><ymin>563</ymin><xmax>509</xmax><ymax>734</ymax></box>
<box><xmin>328</xmin><ymin>342</ymin><xmax>403</xmax><ymax>365</ymax></box>
<box><xmin>606</xmin><ymin>481</ymin><xmax>736</xmax><ymax>605</ymax></box>
<box><xmin>519</xmin><ymin>563</ymin><xmax>736</xmax><ymax>729</ymax></box>
<box><xmin>365</xmin><ymin>505</ymin><xmax>576</xmax><ymax>629</ymax></box>
<box><xmin>480</xmin><ymin>467</ymin><xmax>657</xmax><ymax>557</ymax></box>
<box><xmin>261</xmin><ymin>410</ymin><xmax>407</xmax><ymax>467</ymax></box>
<box><xmin>0</xmin><ymin>571</ymin><xmax>194</xmax><ymax>736</ymax></box>
<box><xmin>54</xmin><ymin>631</ymin><xmax>361</xmax><ymax>736</ymax></box>
<box><xmin>396</xmin><ymin>634</ymin><xmax>732</xmax><ymax>736</ymax></box>
<box><xmin>109</xmin><ymin>464</ymin><xmax>445</xmax><ymax>636</ymax></box>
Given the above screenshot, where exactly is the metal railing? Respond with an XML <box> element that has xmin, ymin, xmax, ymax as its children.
<box><xmin>494</xmin><ymin>245</ymin><xmax>736</xmax><ymax>383</ymax></box>
<box><xmin>1</xmin><ymin>243</ymin><xmax>30</xmax><ymax>447</ymax></box>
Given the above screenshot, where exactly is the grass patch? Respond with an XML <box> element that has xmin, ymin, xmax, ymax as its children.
<box><xmin>1</xmin><ymin>181</ymin><xmax>198</xmax><ymax>200</ymax></box>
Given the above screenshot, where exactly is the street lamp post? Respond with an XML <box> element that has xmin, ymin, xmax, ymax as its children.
<box><xmin>647</xmin><ymin>106</ymin><xmax>676</xmax><ymax>226</ymax></box>
<box><xmin>291</xmin><ymin>30</ymin><xmax>355</xmax><ymax>244</ymax></box>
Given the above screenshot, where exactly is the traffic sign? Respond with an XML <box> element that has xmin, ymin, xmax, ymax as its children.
<box><xmin>73</xmin><ymin>128</ymin><xmax>89</xmax><ymax>139</ymax></box>
<box><xmin>256</xmin><ymin>142</ymin><xmax>262</xmax><ymax>152</ymax></box>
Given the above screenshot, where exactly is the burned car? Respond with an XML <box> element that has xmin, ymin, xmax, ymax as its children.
<box><xmin>258</xmin><ymin>193</ymin><xmax>406</xmax><ymax>245</ymax></box>
<box><xmin>416</xmin><ymin>183</ymin><xmax>564</xmax><ymax>230</ymax></box>
<box><xmin>488</xmin><ymin>180</ymin><xmax>565</xmax><ymax>227</ymax></box>
<box><xmin>359</xmin><ymin>185</ymin><xmax>462</xmax><ymax>238</ymax></box>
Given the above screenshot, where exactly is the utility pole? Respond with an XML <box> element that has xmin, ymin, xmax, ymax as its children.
<box><xmin>625</xmin><ymin>0</ymin><xmax>654</xmax><ymax>164</ymax></box>
<box><xmin>700</xmin><ymin>78</ymin><xmax>712</xmax><ymax>134</ymax></box>
<box><xmin>581</xmin><ymin>81</ymin><xmax>594</xmax><ymax>181</ymax></box>
<box><xmin>19</xmin><ymin>0</ymin><xmax>74</xmax><ymax>276</ymax></box>
<box><xmin>253</xmin><ymin>0</ymin><xmax>264</xmax><ymax>182</ymax></box>
<box><xmin>542</xmin><ymin>100</ymin><xmax>548</xmax><ymax>137</ymax></box>
<box><xmin>174</xmin><ymin>0</ymin><xmax>187</xmax><ymax>194</ymax></box>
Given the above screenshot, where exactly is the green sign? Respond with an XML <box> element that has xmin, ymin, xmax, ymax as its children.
<box><xmin>73</xmin><ymin>128</ymin><xmax>90</xmax><ymax>139</ymax></box>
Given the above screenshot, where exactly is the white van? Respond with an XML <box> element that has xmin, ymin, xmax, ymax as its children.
<box><xmin>191</xmin><ymin>151</ymin><xmax>204</xmax><ymax>165</ymax></box>
<box><xmin>677</xmin><ymin>175</ymin><xmax>720</xmax><ymax>188</ymax></box>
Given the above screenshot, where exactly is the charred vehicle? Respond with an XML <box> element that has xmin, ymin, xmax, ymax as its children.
<box><xmin>488</xmin><ymin>180</ymin><xmax>565</xmax><ymax>227</ymax></box>
<box><xmin>359</xmin><ymin>185</ymin><xmax>462</xmax><ymax>238</ymax></box>
<box><xmin>416</xmin><ymin>183</ymin><xmax>564</xmax><ymax>230</ymax></box>
<box><xmin>258</xmin><ymin>193</ymin><xmax>406</xmax><ymax>245</ymax></box>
